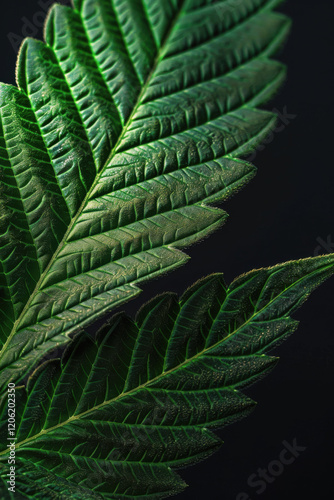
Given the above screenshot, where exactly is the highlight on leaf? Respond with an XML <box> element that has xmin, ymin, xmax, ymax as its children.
<box><xmin>0</xmin><ymin>254</ymin><xmax>333</xmax><ymax>499</ymax></box>
<box><xmin>0</xmin><ymin>0</ymin><xmax>291</xmax><ymax>394</ymax></box>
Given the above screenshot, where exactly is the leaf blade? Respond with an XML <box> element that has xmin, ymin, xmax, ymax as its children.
<box><xmin>0</xmin><ymin>0</ymin><xmax>290</xmax><ymax>392</ymax></box>
<box><xmin>0</xmin><ymin>254</ymin><xmax>333</xmax><ymax>498</ymax></box>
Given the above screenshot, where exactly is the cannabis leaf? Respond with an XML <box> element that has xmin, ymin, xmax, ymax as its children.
<box><xmin>0</xmin><ymin>0</ymin><xmax>291</xmax><ymax>393</ymax></box>
<box><xmin>0</xmin><ymin>254</ymin><xmax>332</xmax><ymax>499</ymax></box>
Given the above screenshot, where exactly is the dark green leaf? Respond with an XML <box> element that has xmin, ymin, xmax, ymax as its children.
<box><xmin>0</xmin><ymin>254</ymin><xmax>332</xmax><ymax>499</ymax></box>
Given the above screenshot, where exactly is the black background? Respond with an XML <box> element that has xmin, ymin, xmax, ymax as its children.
<box><xmin>0</xmin><ymin>1</ymin><xmax>333</xmax><ymax>499</ymax></box>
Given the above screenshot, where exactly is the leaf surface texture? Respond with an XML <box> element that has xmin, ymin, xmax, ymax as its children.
<box><xmin>0</xmin><ymin>0</ymin><xmax>290</xmax><ymax>391</ymax></box>
<box><xmin>0</xmin><ymin>254</ymin><xmax>333</xmax><ymax>499</ymax></box>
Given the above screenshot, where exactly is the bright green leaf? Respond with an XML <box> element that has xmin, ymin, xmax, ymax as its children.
<box><xmin>0</xmin><ymin>0</ymin><xmax>291</xmax><ymax>393</ymax></box>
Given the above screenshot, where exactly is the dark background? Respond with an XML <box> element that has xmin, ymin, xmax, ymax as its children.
<box><xmin>0</xmin><ymin>0</ymin><xmax>333</xmax><ymax>499</ymax></box>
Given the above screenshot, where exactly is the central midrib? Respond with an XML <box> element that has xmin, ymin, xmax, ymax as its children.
<box><xmin>0</xmin><ymin>0</ymin><xmax>279</xmax><ymax>367</ymax></box>
<box><xmin>0</xmin><ymin>291</ymin><xmax>264</xmax><ymax>457</ymax></box>
<box><xmin>0</xmin><ymin>1</ymin><xmax>187</xmax><ymax>367</ymax></box>
<box><xmin>0</xmin><ymin>259</ymin><xmax>330</xmax><ymax>459</ymax></box>
<box><xmin>0</xmin><ymin>261</ymin><xmax>324</xmax><ymax>457</ymax></box>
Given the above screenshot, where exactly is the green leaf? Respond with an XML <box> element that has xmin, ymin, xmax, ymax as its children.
<box><xmin>0</xmin><ymin>254</ymin><xmax>333</xmax><ymax>499</ymax></box>
<box><xmin>0</xmin><ymin>0</ymin><xmax>291</xmax><ymax>393</ymax></box>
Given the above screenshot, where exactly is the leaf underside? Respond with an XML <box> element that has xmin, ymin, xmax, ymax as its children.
<box><xmin>0</xmin><ymin>254</ymin><xmax>333</xmax><ymax>499</ymax></box>
<box><xmin>0</xmin><ymin>0</ymin><xmax>290</xmax><ymax>392</ymax></box>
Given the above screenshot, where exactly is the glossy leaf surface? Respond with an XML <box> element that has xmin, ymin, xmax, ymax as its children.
<box><xmin>0</xmin><ymin>0</ymin><xmax>290</xmax><ymax>391</ymax></box>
